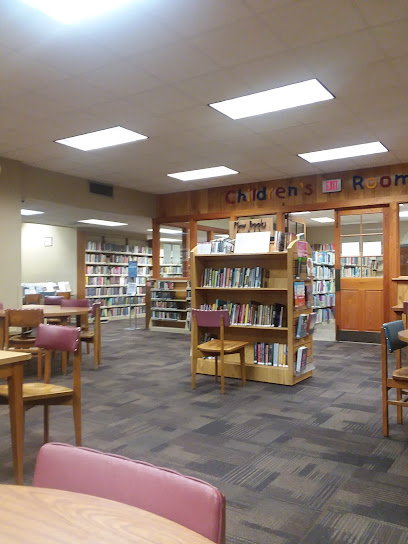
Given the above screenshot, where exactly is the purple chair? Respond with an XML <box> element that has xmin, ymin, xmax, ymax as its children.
<box><xmin>0</xmin><ymin>325</ymin><xmax>82</xmax><ymax>449</ymax></box>
<box><xmin>61</xmin><ymin>298</ymin><xmax>91</xmax><ymax>330</ymax></box>
<box><xmin>44</xmin><ymin>296</ymin><xmax>63</xmax><ymax>305</ymax></box>
<box><xmin>33</xmin><ymin>443</ymin><xmax>225</xmax><ymax>544</ymax></box>
<box><xmin>191</xmin><ymin>310</ymin><xmax>248</xmax><ymax>394</ymax></box>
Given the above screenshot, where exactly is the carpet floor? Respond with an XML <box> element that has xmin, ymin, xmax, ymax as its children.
<box><xmin>1</xmin><ymin>321</ymin><xmax>408</xmax><ymax>544</ymax></box>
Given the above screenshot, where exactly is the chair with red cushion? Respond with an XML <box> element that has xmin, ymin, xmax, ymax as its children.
<box><xmin>61</xmin><ymin>298</ymin><xmax>90</xmax><ymax>330</ymax></box>
<box><xmin>191</xmin><ymin>309</ymin><xmax>247</xmax><ymax>394</ymax></box>
<box><xmin>33</xmin><ymin>442</ymin><xmax>225</xmax><ymax>544</ymax></box>
<box><xmin>43</xmin><ymin>296</ymin><xmax>64</xmax><ymax>325</ymax></box>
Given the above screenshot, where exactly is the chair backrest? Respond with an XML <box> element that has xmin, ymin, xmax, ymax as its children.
<box><xmin>91</xmin><ymin>302</ymin><xmax>102</xmax><ymax>318</ymax></box>
<box><xmin>25</xmin><ymin>293</ymin><xmax>41</xmax><ymax>305</ymax></box>
<box><xmin>35</xmin><ymin>324</ymin><xmax>80</xmax><ymax>353</ymax></box>
<box><xmin>61</xmin><ymin>298</ymin><xmax>90</xmax><ymax>308</ymax></box>
<box><xmin>192</xmin><ymin>309</ymin><xmax>230</xmax><ymax>328</ymax></box>
<box><xmin>403</xmin><ymin>301</ymin><xmax>408</xmax><ymax>315</ymax></box>
<box><xmin>56</xmin><ymin>291</ymin><xmax>71</xmax><ymax>299</ymax></box>
<box><xmin>382</xmin><ymin>320</ymin><xmax>407</xmax><ymax>353</ymax></box>
<box><xmin>33</xmin><ymin>443</ymin><xmax>225</xmax><ymax>544</ymax></box>
<box><xmin>44</xmin><ymin>296</ymin><xmax>63</xmax><ymax>306</ymax></box>
<box><xmin>35</xmin><ymin>324</ymin><xmax>81</xmax><ymax>384</ymax></box>
<box><xmin>5</xmin><ymin>308</ymin><xmax>44</xmax><ymax>328</ymax></box>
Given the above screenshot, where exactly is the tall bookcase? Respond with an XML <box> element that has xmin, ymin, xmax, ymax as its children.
<box><xmin>85</xmin><ymin>241</ymin><xmax>152</xmax><ymax>321</ymax></box>
<box><xmin>312</xmin><ymin>244</ymin><xmax>335</xmax><ymax>324</ymax></box>
<box><xmin>148</xmin><ymin>278</ymin><xmax>191</xmax><ymax>332</ymax></box>
<box><xmin>190</xmin><ymin>239</ymin><xmax>314</xmax><ymax>385</ymax></box>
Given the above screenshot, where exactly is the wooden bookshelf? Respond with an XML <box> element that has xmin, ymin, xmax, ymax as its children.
<box><xmin>148</xmin><ymin>278</ymin><xmax>191</xmax><ymax>332</ymax></box>
<box><xmin>84</xmin><ymin>241</ymin><xmax>152</xmax><ymax>321</ymax></box>
<box><xmin>190</xmin><ymin>239</ymin><xmax>314</xmax><ymax>385</ymax></box>
<box><xmin>312</xmin><ymin>244</ymin><xmax>335</xmax><ymax>324</ymax></box>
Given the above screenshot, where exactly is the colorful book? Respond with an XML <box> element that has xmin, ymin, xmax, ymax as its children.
<box><xmin>294</xmin><ymin>281</ymin><xmax>306</xmax><ymax>309</ymax></box>
<box><xmin>296</xmin><ymin>314</ymin><xmax>309</xmax><ymax>338</ymax></box>
<box><xmin>295</xmin><ymin>346</ymin><xmax>308</xmax><ymax>374</ymax></box>
<box><xmin>307</xmin><ymin>312</ymin><xmax>317</xmax><ymax>335</ymax></box>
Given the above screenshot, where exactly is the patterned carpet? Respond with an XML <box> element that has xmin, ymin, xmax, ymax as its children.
<box><xmin>1</xmin><ymin>321</ymin><xmax>408</xmax><ymax>544</ymax></box>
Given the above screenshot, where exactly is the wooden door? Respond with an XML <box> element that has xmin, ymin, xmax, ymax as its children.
<box><xmin>335</xmin><ymin>207</ymin><xmax>386</xmax><ymax>342</ymax></box>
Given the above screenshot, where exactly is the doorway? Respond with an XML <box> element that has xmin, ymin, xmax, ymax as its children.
<box><xmin>335</xmin><ymin>208</ymin><xmax>385</xmax><ymax>342</ymax></box>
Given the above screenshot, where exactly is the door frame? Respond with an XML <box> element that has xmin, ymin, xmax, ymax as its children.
<box><xmin>334</xmin><ymin>205</ymin><xmax>389</xmax><ymax>342</ymax></box>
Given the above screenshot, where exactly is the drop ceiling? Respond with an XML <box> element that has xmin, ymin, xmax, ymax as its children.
<box><xmin>2</xmin><ymin>0</ymin><xmax>408</xmax><ymax>197</ymax></box>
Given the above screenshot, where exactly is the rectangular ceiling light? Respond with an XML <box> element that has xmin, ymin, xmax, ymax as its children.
<box><xmin>310</xmin><ymin>217</ymin><xmax>335</xmax><ymax>223</ymax></box>
<box><xmin>160</xmin><ymin>237</ymin><xmax>182</xmax><ymax>243</ymax></box>
<box><xmin>78</xmin><ymin>219</ymin><xmax>128</xmax><ymax>227</ymax></box>
<box><xmin>299</xmin><ymin>141</ymin><xmax>388</xmax><ymax>163</ymax></box>
<box><xmin>147</xmin><ymin>228</ymin><xmax>182</xmax><ymax>234</ymax></box>
<box><xmin>290</xmin><ymin>211</ymin><xmax>311</xmax><ymax>216</ymax></box>
<box><xmin>168</xmin><ymin>166</ymin><xmax>238</xmax><ymax>181</ymax></box>
<box><xmin>209</xmin><ymin>79</ymin><xmax>334</xmax><ymax>120</ymax></box>
<box><xmin>399</xmin><ymin>211</ymin><xmax>408</xmax><ymax>218</ymax></box>
<box><xmin>56</xmin><ymin>126</ymin><xmax>147</xmax><ymax>151</ymax></box>
<box><xmin>21</xmin><ymin>209</ymin><xmax>44</xmax><ymax>216</ymax></box>
<box><xmin>22</xmin><ymin>0</ymin><xmax>134</xmax><ymax>24</ymax></box>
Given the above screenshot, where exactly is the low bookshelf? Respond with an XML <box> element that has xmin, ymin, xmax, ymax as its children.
<box><xmin>148</xmin><ymin>278</ymin><xmax>191</xmax><ymax>333</ymax></box>
<box><xmin>190</xmin><ymin>239</ymin><xmax>315</xmax><ymax>385</ymax></box>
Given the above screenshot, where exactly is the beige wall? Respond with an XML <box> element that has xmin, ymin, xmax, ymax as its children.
<box><xmin>0</xmin><ymin>161</ymin><xmax>22</xmax><ymax>307</ymax></box>
<box><xmin>306</xmin><ymin>226</ymin><xmax>335</xmax><ymax>247</ymax></box>
<box><xmin>21</xmin><ymin>223</ymin><xmax>77</xmax><ymax>295</ymax></box>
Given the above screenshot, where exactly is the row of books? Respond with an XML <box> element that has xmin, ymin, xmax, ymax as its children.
<box><xmin>85</xmin><ymin>266</ymin><xmax>149</xmax><ymax>276</ymax></box>
<box><xmin>151</xmin><ymin>301</ymin><xmax>184</xmax><ymax>309</ymax></box>
<box><xmin>313</xmin><ymin>244</ymin><xmax>334</xmax><ymax>252</ymax></box>
<box><xmin>86</xmin><ymin>276</ymin><xmax>147</xmax><ymax>286</ymax></box>
<box><xmin>201</xmin><ymin>267</ymin><xmax>268</xmax><ymax>288</ymax></box>
<box><xmin>199</xmin><ymin>300</ymin><xmax>286</xmax><ymax>327</ymax></box>
<box><xmin>152</xmin><ymin>281</ymin><xmax>186</xmax><ymax>290</ymax></box>
<box><xmin>313</xmin><ymin>266</ymin><xmax>335</xmax><ymax>280</ymax></box>
<box><xmin>315</xmin><ymin>307</ymin><xmax>334</xmax><ymax>323</ymax></box>
<box><xmin>88</xmin><ymin>296</ymin><xmax>145</xmax><ymax>306</ymax></box>
<box><xmin>254</xmin><ymin>342</ymin><xmax>288</xmax><ymax>366</ymax></box>
<box><xmin>312</xmin><ymin>251</ymin><xmax>335</xmax><ymax>265</ymax></box>
<box><xmin>86</xmin><ymin>286</ymin><xmax>146</xmax><ymax>296</ymax></box>
<box><xmin>341</xmin><ymin>267</ymin><xmax>361</xmax><ymax>277</ymax></box>
<box><xmin>312</xmin><ymin>293</ymin><xmax>335</xmax><ymax>308</ymax></box>
<box><xmin>151</xmin><ymin>311</ymin><xmax>182</xmax><ymax>321</ymax></box>
<box><xmin>313</xmin><ymin>280</ymin><xmax>335</xmax><ymax>294</ymax></box>
<box><xmin>197</xmin><ymin>238</ymin><xmax>234</xmax><ymax>254</ymax></box>
<box><xmin>296</xmin><ymin>313</ymin><xmax>317</xmax><ymax>338</ymax></box>
<box><xmin>86</xmin><ymin>242</ymin><xmax>152</xmax><ymax>254</ymax></box>
<box><xmin>86</xmin><ymin>254</ymin><xmax>153</xmax><ymax>265</ymax></box>
<box><xmin>160</xmin><ymin>265</ymin><xmax>183</xmax><ymax>274</ymax></box>
<box><xmin>294</xmin><ymin>281</ymin><xmax>313</xmax><ymax>309</ymax></box>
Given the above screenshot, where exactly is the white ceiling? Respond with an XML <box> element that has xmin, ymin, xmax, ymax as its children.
<box><xmin>2</xmin><ymin>0</ymin><xmax>408</xmax><ymax>198</ymax></box>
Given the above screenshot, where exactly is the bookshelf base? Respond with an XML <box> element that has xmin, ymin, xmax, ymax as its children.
<box><xmin>195</xmin><ymin>357</ymin><xmax>313</xmax><ymax>385</ymax></box>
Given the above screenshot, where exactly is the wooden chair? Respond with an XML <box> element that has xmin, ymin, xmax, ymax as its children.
<box><xmin>44</xmin><ymin>296</ymin><xmax>64</xmax><ymax>325</ymax></box>
<box><xmin>382</xmin><ymin>320</ymin><xmax>408</xmax><ymax>436</ymax></box>
<box><xmin>80</xmin><ymin>303</ymin><xmax>101</xmax><ymax>370</ymax></box>
<box><xmin>191</xmin><ymin>309</ymin><xmax>248</xmax><ymax>394</ymax></box>
<box><xmin>5</xmin><ymin>308</ymin><xmax>44</xmax><ymax>379</ymax></box>
<box><xmin>56</xmin><ymin>291</ymin><xmax>71</xmax><ymax>299</ymax></box>
<box><xmin>24</xmin><ymin>293</ymin><xmax>41</xmax><ymax>305</ymax></box>
<box><xmin>0</xmin><ymin>324</ymin><xmax>82</xmax><ymax>446</ymax></box>
<box><xmin>61</xmin><ymin>298</ymin><xmax>90</xmax><ymax>331</ymax></box>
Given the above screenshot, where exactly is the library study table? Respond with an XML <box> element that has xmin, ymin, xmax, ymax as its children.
<box><xmin>0</xmin><ymin>305</ymin><xmax>91</xmax><ymax>349</ymax></box>
<box><xmin>0</xmin><ymin>351</ymin><xmax>32</xmax><ymax>485</ymax></box>
<box><xmin>0</xmin><ymin>485</ymin><xmax>213</xmax><ymax>544</ymax></box>
<box><xmin>398</xmin><ymin>329</ymin><xmax>408</xmax><ymax>343</ymax></box>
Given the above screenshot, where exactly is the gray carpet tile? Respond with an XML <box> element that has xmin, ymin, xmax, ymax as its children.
<box><xmin>1</xmin><ymin>321</ymin><xmax>408</xmax><ymax>543</ymax></box>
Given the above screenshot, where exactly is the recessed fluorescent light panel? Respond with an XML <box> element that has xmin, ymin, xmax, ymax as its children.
<box><xmin>399</xmin><ymin>211</ymin><xmax>408</xmax><ymax>218</ymax></box>
<box><xmin>299</xmin><ymin>141</ymin><xmax>388</xmax><ymax>163</ymax></box>
<box><xmin>22</xmin><ymin>0</ymin><xmax>135</xmax><ymax>24</ymax></box>
<box><xmin>78</xmin><ymin>219</ymin><xmax>128</xmax><ymax>227</ymax></box>
<box><xmin>168</xmin><ymin>166</ymin><xmax>238</xmax><ymax>181</ymax></box>
<box><xmin>160</xmin><ymin>238</ymin><xmax>182</xmax><ymax>243</ymax></box>
<box><xmin>290</xmin><ymin>212</ymin><xmax>311</xmax><ymax>216</ymax></box>
<box><xmin>21</xmin><ymin>209</ymin><xmax>44</xmax><ymax>216</ymax></box>
<box><xmin>209</xmin><ymin>79</ymin><xmax>334</xmax><ymax>120</ymax></box>
<box><xmin>311</xmin><ymin>217</ymin><xmax>335</xmax><ymax>223</ymax></box>
<box><xmin>56</xmin><ymin>126</ymin><xmax>147</xmax><ymax>151</ymax></box>
<box><xmin>147</xmin><ymin>228</ymin><xmax>183</xmax><ymax>234</ymax></box>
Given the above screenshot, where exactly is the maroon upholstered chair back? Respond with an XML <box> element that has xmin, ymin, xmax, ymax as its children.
<box><xmin>192</xmin><ymin>309</ymin><xmax>230</xmax><ymax>328</ymax></box>
<box><xmin>91</xmin><ymin>302</ymin><xmax>102</xmax><ymax>317</ymax></box>
<box><xmin>33</xmin><ymin>443</ymin><xmax>225</xmax><ymax>544</ymax></box>
<box><xmin>44</xmin><ymin>296</ymin><xmax>63</xmax><ymax>305</ymax></box>
<box><xmin>35</xmin><ymin>324</ymin><xmax>80</xmax><ymax>352</ymax></box>
<box><xmin>61</xmin><ymin>298</ymin><xmax>90</xmax><ymax>308</ymax></box>
<box><xmin>403</xmin><ymin>301</ymin><xmax>408</xmax><ymax>315</ymax></box>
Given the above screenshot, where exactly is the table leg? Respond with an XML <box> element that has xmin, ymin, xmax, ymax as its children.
<box><xmin>7</xmin><ymin>364</ymin><xmax>24</xmax><ymax>485</ymax></box>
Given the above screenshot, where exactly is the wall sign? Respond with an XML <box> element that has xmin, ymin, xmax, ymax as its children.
<box><xmin>322</xmin><ymin>178</ymin><xmax>341</xmax><ymax>193</ymax></box>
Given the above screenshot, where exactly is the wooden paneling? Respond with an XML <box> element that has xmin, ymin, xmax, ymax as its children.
<box><xmin>340</xmin><ymin>290</ymin><xmax>362</xmax><ymax>330</ymax></box>
<box><xmin>340</xmin><ymin>278</ymin><xmax>383</xmax><ymax>332</ymax></box>
<box><xmin>365</xmin><ymin>290</ymin><xmax>384</xmax><ymax>331</ymax></box>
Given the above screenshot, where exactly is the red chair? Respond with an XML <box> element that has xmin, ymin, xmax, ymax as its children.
<box><xmin>33</xmin><ymin>443</ymin><xmax>225</xmax><ymax>544</ymax></box>
<box><xmin>0</xmin><ymin>325</ymin><xmax>82</xmax><ymax>447</ymax></box>
<box><xmin>61</xmin><ymin>298</ymin><xmax>90</xmax><ymax>330</ymax></box>
<box><xmin>191</xmin><ymin>309</ymin><xmax>248</xmax><ymax>394</ymax></box>
<box><xmin>44</xmin><ymin>296</ymin><xmax>63</xmax><ymax>305</ymax></box>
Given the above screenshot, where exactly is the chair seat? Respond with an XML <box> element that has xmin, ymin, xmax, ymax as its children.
<box><xmin>9</xmin><ymin>335</ymin><xmax>36</xmax><ymax>346</ymax></box>
<box><xmin>198</xmin><ymin>339</ymin><xmax>248</xmax><ymax>354</ymax></box>
<box><xmin>393</xmin><ymin>367</ymin><xmax>408</xmax><ymax>382</ymax></box>
<box><xmin>0</xmin><ymin>383</ymin><xmax>73</xmax><ymax>401</ymax></box>
<box><xmin>80</xmin><ymin>331</ymin><xmax>94</xmax><ymax>340</ymax></box>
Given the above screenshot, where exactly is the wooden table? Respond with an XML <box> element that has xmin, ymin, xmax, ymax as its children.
<box><xmin>0</xmin><ymin>352</ymin><xmax>32</xmax><ymax>485</ymax></box>
<box><xmin>0</xmin><ymin>485</ymin><xmax>213</xmax><ymax>544</ymax></box>
<box><xmin>0</xmin><ymin>306</ymin><xmax>91</xmax><ymax>349</ymax></box>
<box><xmin>398</xmin><ymin>329</ymin><xmax>408</xmax><ymax>343</ymax></box>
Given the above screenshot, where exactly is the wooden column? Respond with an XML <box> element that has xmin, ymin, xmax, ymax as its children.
<box><xmin>388</xmin><ymin>202</ymin><xmax>400</xmax><ymax>322</ymax></box>
<box><xmin>152</xmin><ymin>220</ymin><xmax>160</xmax><ymax>279</ymax></box>
<box><xmin>207</xmin><ymin>230</ymin><xmax>214</xmax><ymax>242</ymax></box>
<box><xmin>276</xmin><ymin>211</ymin><xmax>285</xmax><ymax>232</ymax></box>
